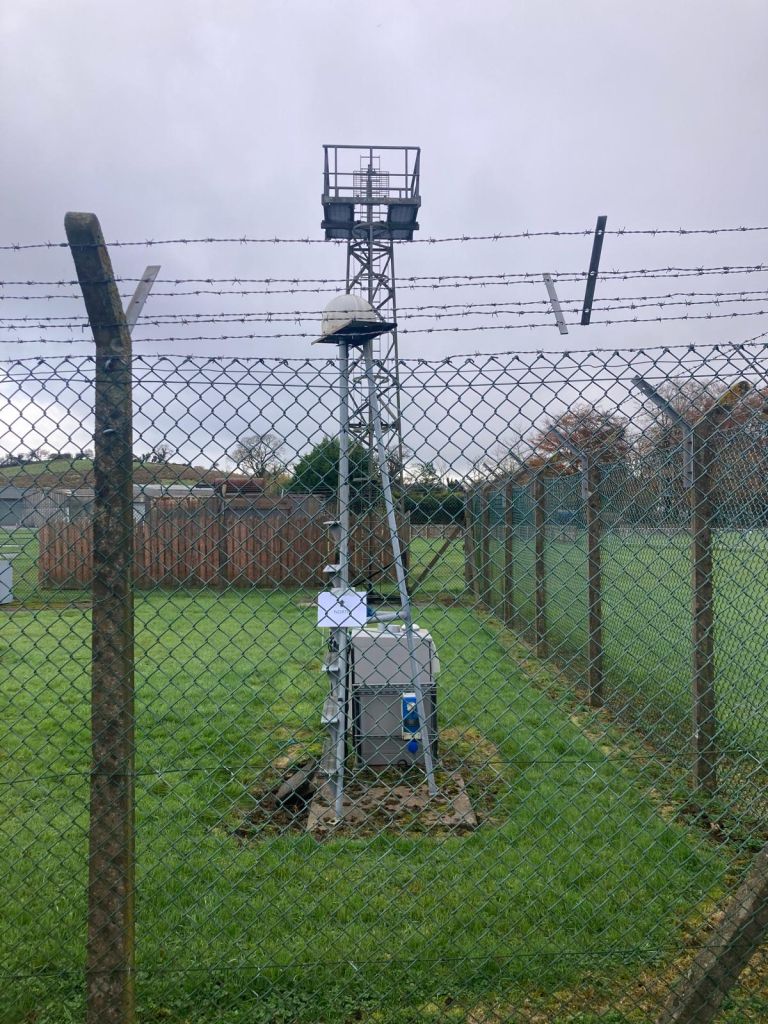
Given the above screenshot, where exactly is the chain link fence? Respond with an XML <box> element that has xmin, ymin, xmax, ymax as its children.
<box><xmin>3</xmin><ymin>329</ymin><xmax>768</xmax><ymax>1022</ymax></box>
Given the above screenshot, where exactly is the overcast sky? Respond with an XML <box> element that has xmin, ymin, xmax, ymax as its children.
<box><xmin>1</xmin><ymin>1</ymin><xmax>767</xmax><ymax>467</ymax></box>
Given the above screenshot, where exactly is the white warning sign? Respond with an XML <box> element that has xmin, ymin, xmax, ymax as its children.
<box><xmin>317</xmin><ymin>589</ymin><xmax>368</xmax><ymax>628</ymax></box>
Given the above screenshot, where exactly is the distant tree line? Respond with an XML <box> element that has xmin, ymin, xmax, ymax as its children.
<box><xmin>485</xmin><ymin>381</ymin><xmax>768</xmax><ymax>528</ymax></box>
<box><xmin>285</xmin><ymin>437</ymin><xmax>464</xmax><ymax>522</ymax></box>
<box><xmin>8</xmin><ymin>378</ymin><xmax>765</xmax><ymax>529</ymax></box>
<box><xmin>0</xmin><ymin>448</ymin><xmax>93</xmax><ymax>467</ymax></box>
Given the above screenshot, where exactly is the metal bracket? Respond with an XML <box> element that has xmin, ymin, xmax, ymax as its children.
<box><xmin>580</xmin><ymin>216</ymin><xmax>607</xmax><ymax>326</ymax></box>
<box><xmin>542</xmin><ymin>273</ymin><xmax>568</xmax><ymax>335</ymax></box>
<box><xmin>550</xmin><ymin>426</ymin><xmax>591</xmax><ymax>499</ymax></box>
<box><xmin>124</xmin><ymin>265</ymin><xmax>161</xmax><ymax>331</ymax></box>
<box><xmin>632</xmin><ymin>375</ymin><xmax>694</xmax><ymax>488</ymax></box>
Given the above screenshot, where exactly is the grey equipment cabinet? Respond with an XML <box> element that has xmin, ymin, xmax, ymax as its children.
<box><xmin>350</xmin><ymin>624</ymin><xmax>439</xmax><ymax>767</ymax></box>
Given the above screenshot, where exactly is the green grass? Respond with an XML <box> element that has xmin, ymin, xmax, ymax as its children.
<box><xmin>481</xmin><ymin>529</ymin><xmax>768</xmax><ymax>762</ymax></box>
<box><xmin>1</xmin><ymin>589</ymin><xmax>726</xmax><ymax>1023</ymax></box>
<box><xmin>0</xmin><ymin>457</ymin><xmax>95</xmax><ymax>483</ymax></box>
<box><xmin>0</xmin><ymin>457</ymin><xmax>209</xmax><ymax>488</ymax></box>
<box><xmin>408</xmin><ymin>534</ymin><xmax>466</xmax><ymax>595</ymax></box>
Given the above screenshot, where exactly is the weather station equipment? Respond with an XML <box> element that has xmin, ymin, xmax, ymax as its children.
<box><xmin>322</xmin><ymin>145</ymin><xmax>420</xmax><ymax>505</ymax></box>
<box><xmin>312</xmin><ymin>147</ymin><xmax>441</xmax><ymax>826</ymax></box>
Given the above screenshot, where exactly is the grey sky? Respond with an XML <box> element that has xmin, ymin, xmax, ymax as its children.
<box><xmin>2</xmin><ymin>0</ymin><xmax>768</xmax><ymax>358</ymax></box>
<box><xmin>1</xmin><ymin>1</ymin><xmax>767</xmax><ymax>470</ymax></box>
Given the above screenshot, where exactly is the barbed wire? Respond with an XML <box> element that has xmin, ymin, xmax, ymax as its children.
<box><xmin>4</xmin><ymin>265</ymin><xmax>768</xmax><ymax>302</ymax></box>
<box><xmin>5</xmin><ymin>293</ymin><xmax>768</xmax><ymax>332</ymax></box>
<box><xmin>3</xmin><ymin>223</ymin><xmax>768</xmax><ymax>250</ymax></box>
<box><xmin>2</xmin><ymin>307</ymin><xmax>768</xmax><ymax>345</ymax></box>
<box><xmin>3</xmin><ymin>264</ymin><xmax>768</xmax><ymax>290</ymax></box>
<box><xmin>2</xmin><ymin>330</ymin><xmax>767</xmax><ymax>368</ymax></box>
<box><xmin>4</xmin><ymin>286</ymin><xmax>768</xmax><ymax>319</ymax></box>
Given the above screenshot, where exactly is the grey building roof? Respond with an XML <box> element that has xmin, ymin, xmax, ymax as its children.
<box><xmin>0</xmin><ymin>485</ymin><xmax>35</xmax><ymax>500</ymax></box>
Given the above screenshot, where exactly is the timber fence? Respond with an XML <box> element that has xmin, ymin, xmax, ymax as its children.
<box><xmin>38</xmin><ymin>497</ymin><xmax>407</xmax><ymax>589</ymax></box>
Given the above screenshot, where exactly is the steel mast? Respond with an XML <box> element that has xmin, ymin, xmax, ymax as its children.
<box><xmin>315</xmin><ymin>307</ymin><xmax>438</xmax><ymax>819</ymax></box>
<box><xmin>322</xmin><ymin>145</ymin><xmax>421</xmax><ymax>507</ymax></box>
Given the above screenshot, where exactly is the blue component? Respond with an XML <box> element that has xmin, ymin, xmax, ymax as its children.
<box><xmin>366</xmin><ymin>605</ymin><xmax>375</xmax><ymax>619</ymax></box>
<box><xmin>407</xmin><ymin>739</ymin><xmax>419</xmax><ymax>754</ymax></box>
<box><xmin>401</xmin><ymin>694</ymin><xmax>420</xmax><ymax>737</ymax></box>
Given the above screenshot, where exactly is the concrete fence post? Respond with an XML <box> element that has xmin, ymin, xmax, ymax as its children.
<box><xmin>65</xmin><ymin>212</ymin><xmax>135</xmax><ymax>1024</ymax></box>
<box><xmin>585</xmin><ymin>459</ymin><xmax>604</xmax><ymax>707</ymax></box>
<box><xmin>503</xmin><ymin>480</ymin><xmax>515</xmax><ymax>627</ymax></box>
<box><xmin>690</xmin><ymin>419</ymin><xmax>717</xmax><ymax>797</ymax></box>
<box><xmin>533</xmin><ymin>473</ymin><xmax>547</xmax><ymax>657</ymax></box>
<box><xmin>480</xmin><ymin>488</ymin><xmax>491</xmax><ymax>608</ymax></box>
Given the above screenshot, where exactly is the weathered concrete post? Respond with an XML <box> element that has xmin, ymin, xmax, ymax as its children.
<box><xmin>690</xmin><ymin>417</ymin><xmax>717</xmax><ymax>796</ymax></box>
<box><xmin>659</xmin><ymin>842</ymin><xmax>768</xmax><ymax>1024</ymax></box>
<box><xmin>632</xmin><ymin>374</ymin><xmax>723</xmax><ymax>798</ymax></box>
<box><xmin>464</xmin><ymin>488</ymin><xmax>477</xmax><ymax>594</ymax></box>
<box><xmin>585</xmin><ymin>459</ymin><xmax>604</xmax><ymax>707</ymax></box>
<box><xmin>533</xmin><ymin>473</ymin><xmax>547</xmax><ymax>657</ymax></box>
<box><xmin>65</xmin><ymin>212</ymin><xmax>135</xmax><ymax>1024</ymax></box>
<box><xmin>481</xmin><ymin>488</ymin><xmax>492</xmax><ymax>609</ymax></box>
<box><xmin>502</xmin><ymin>479</ymin><xmax>515</xmax><ymax>627</ymax></box>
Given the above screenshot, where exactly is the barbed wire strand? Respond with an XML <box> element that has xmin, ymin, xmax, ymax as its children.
<box><xmin>2</xmin><ymin>264</ymin><xmax>768</xmax><ymax>292</ymax></box>
<box><xmin>5</xmin><ymin>294</ymin><xmax>768</xmax><ymax>332</ymax></box>
<box><xmin>2</xmin><ymin>307</ymin><xmax>768</xmax><ymax>344</ymax></box>
<box><xmin>2</xmin><ymin>330</ymin><xmax>767</xmax><ymax>369</ymax></box>
<box><xmin>3</xmin><ymin>223</ymin><xmax>768</xmax><ymax>250</ymax></box>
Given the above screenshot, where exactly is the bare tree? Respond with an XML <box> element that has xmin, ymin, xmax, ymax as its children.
<box><xmin>143</xmin><ymin>443</ymin><xmax>172</xmax><ymax>464</ymax></box>
<box><xmin>482</xmin><ymin>439</ymin><xmax>530</xmax><ymax>482</ymax></box>
<box><xmin>636</xmin><ymin>378</ymin><xmax>768</xmax><ymax>525</ymax></box>
<box><xmin>533</xmin><ymin>404</ymin><xmax>630</xmax><ymax>467</ymax></box>
<box><xmin>231</xmin><ymin>432</ymin><xmax>285</xmax><ymax>477</ymax></box>
<box><xmin>22</xmin><ymin>447</ymin><xmax>51</xmax><ymax>463</ymax></box>
<box><xmin>413</xmin><ymin>460</ymin><xmax>441</xmax><ymax>487</ymax></box>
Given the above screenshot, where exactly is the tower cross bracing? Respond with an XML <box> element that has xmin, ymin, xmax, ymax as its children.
<box><xmin>322</xmin><ymin>145</ymin><xmax>421</xmax><ymax>486</ymax></box>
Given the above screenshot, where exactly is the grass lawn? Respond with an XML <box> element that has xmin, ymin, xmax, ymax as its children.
<box><xmin>478</xmin><ymin>529</ymin><xmax>768</xmax><ymax>762</ymax></box>
<box><xmin>2</xmin><ymin>587</ymin><xmax>726</xmax><ymax>1024</ymax></box>
<box><xmin>408</xmin><ymin>533</ymin><xmax>467</xmax><ymax>595</ymax></box>
<box><xmin>0</xmin><ymin>458</ymin><xmax>96</xmax><ymax>485</ymax></box>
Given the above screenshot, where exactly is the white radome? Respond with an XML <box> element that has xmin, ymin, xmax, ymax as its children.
<box><xmin>320</xmin><ymin>293</ymin><xmax>376</xmax><ymax>339</ymax></box>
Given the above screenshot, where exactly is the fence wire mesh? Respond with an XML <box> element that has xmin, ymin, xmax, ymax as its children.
<box><xmin>3</xmin><ymin>340</ymin><xmax>768</xmax><ymax>1023</ymax></box>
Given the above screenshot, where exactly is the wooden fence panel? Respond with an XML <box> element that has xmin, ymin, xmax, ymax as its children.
<box><xmin>38</xmin><ymin>501</ymin><xmax>411</xmax><ymax>590</ymax></box>
<box><xmin>39</xmin><ymin>521</ymin><xmax>93</xmax><ymax>587</ymax></box>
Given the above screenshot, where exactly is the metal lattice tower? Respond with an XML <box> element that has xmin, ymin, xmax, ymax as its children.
<box><xmin>322</xmin><ymin>145</ymin><xmax>421</xmax><ymax>482</ymax></box>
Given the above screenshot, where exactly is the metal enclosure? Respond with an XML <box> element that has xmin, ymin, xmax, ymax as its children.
<box><xmin>0</xmin><ymin>560</ymin><xmax>12</xmax><ymax>604</ymax></box>
<box><xmin>350</xmin><ymin>625</ymin><xmax>439</xmax><ymax>767</ymax></box>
